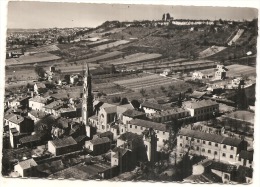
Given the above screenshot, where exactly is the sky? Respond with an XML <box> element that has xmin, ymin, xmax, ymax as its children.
<box><xmin>7</xmin><ymin>1</ymin><xmax>258</xmax><ymax>29</ymax></box>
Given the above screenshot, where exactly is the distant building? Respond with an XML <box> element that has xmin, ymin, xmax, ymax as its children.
<box><xmin>141</xmin><ymin>101</ymin><xmax>166</xmax><ymax>114</ymax></box>
<box><xmin>48</xmin><ymin>136</ymin><xmax>79</xmax><ymax>156</ymax></box>
<box><xmin>111</xmin><ymin>147</ymin><xmax>133</xmax><ymax>174</ymax></box>
<box><xmin>70</xmin><ymin>74</ymin><xmax>80</xmax><ymax>84</ymax></box>
<box><xmin>160</xmin><ymin>69</ymin><xmax>173</xmax><ymax>77</ymax></box>
<box><xmin>5</xmin><ymin>114</ymin><xmax>34</xmax><ymax>134</ymax></box>
<box><xmin>215</xmin><ymin>65</ymin><xmax>228</xmax><ymax>80</ymax></box>
<box><xmin>183</xmin><ymin>100</ymin><xmax>219</xmax><ymax>121</ymax></box>
<box><xmin>34</xmin><ymin>83</ymin><xmax>47</xmax><ymax>95</ymax></box>
<box><xmin>192</xmin><ymin>71</ymin><xmax>205</xmax><ymax>80</ymax></box>
<box><xmin>29</xmin><ymin>96</ymin><xmax>53</xmax><ymax>111</ymax></box>
<box><xmin>122</xmin><ymin>109</ymin><xmax>146</xmax><ymax>124</ymax></box>
<box><xmin>14</xmin><ymin>158</ymin><xmax>38</xmax><ymax>177</ymax></box>
<box><xmin>236</xmin><ymin>150</ymin><xmax>253</xmax><ymax>168</ymax></box>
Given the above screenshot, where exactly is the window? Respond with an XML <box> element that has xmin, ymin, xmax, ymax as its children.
<box><xmin>180</xmin><ymin>135</ymin><xmax>183</xmax><ymax>139</ymax></box>
<box><xmin>209</xmin><ymin>142</ymin><xmax>212</xmax><ymax>146</ymax></box>
<box><xmin>180</xmin><ymin>143</ymin><xmax>183</xmax><ymax>147</ymax></box>
<box><xmin>230</xmin><ymin>155</ymin><xmax>233</xmax><ymax>159</ymax></box>
<box><xmin>249</xmin><ymin>160</ymin><xmax>252</xmax><ymax>164</ymax></box>
<box><xmin>202</xmin><ymin>148</ymin><xmax>205</xmax><ymax>152</ymax></box>
<box><xmin>203</xmin><ymin>141</ymin><xmax>206</xmax><ymax>144</ymax></box>
<box><xmin>135</xmin><ymin>125</ymin><xmax>137</xmax><ymax>129</ymax></box>
<box><xmin>141</xmin><ymin>127</ymin><xmax>143</xmax><ymax>130</ymax></box>
<box><xmin>223</xmin><ymin>145</ymin><xmax>226</xmax><ymax>149</ymax></box>
<box><xmin>208</xmin><ymin>150</ymin><xmax>211</xmax><ymax>154</ymax></box>
<box><xmin>196</xmin><ymin>147</ymin><xmax>200</xmax><ymax>151</ymax></box>
<box><xmin>222</xmin><ymin>153</ymin><xmax>226</xmax><ymax>157</ymax></box>
<box><xmin>231</xmin><ymin>146</ymin><xmax>234</xmax><ymax>150</ymax></box>
<box><xmin>215</xmin><ymin>143</ymin><xmax>218</xmax><ymax>147</ymax></box>
<box><xmin>191</xmin><ymin>146</ymin><xmax>194</xmax><ymax>150</ymax></box>
<box><xmin>214</xmin><ymin>151</ymin><xmax>218</xmax><ymax>155</ymax></box>
<box><xmin>122</xmin><ymin>129</ymin><xmax>124</xmax><ymax>133</ymax></box>
<box><xmin>197</xmin><ymin>139</ymin><xmax>200</xmax><ymax>143</ymax></box>
<box><xmin>186</xmin><ymin>137</ymin><xmax>189</xmax><ymax>140</ymax></box>
<box><xmin>163</xmin><ymin>132</ymin><xmax>165</xmax><ymax>135</ymax></box>
<box><xmin>238</xmin><ymin>157</ymin><xmax>242</xmax><ymax>161</ymax></box>
<box><xmin>130</xmin><ymin>125</ymin><xmax>132</xmax><ymax>128</ymax></box>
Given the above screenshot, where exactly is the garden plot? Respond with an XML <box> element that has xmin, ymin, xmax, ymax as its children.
<box><xmin>27</xmin><ymin>45</ymin><xmax>60</xmax><ymax>53</ymax></box>
<box><xmin>199</xmin><ymin>46</ymin><xmax>226</xmax><ymax>58</ymax></box>
<box><xmin>101</xmin><ymin>53</ymin><xmax>162</xmax><ymax>65</ymax></box>
<box><xmin>228</xmin><ymin>29</ymin><xmax>244</xmax><ymax>46</ymax></box>
<box><xmin>6</xmin><ymin>52</ymin><xmax>61</xmax><ymax>65</ymax></box>
<box><xmin>92</xmin><ymin>40</ymin><xmax>129</xmax><ymax>51</ymax></box>
<box><xmin>74</xmin><ymin>51</ymin><xmax>124</xmax><ymax>65</ymax></box>
<box><xmin>114</xmin><ymin>74</ymin><xmax>177</xmax><ymax>91</ymax></box>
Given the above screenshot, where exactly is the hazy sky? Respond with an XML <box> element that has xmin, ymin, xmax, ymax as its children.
<box><xmin>7</xmin><ymin>1</ymin><xmax>258</xmax><ymax>29</ymax></box>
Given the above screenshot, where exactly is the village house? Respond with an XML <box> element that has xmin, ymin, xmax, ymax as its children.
<box><xmin>34</xmin><ymin>82</ymin><xmax>47</xmax><ymax>95</ymax></box>
<box><xmin>111</xmin><ymin>147</ymin><xmax>134</xmax><ymax>174</ymax></box>
<box><xmin>236</xmin><ymin>150</ymin><xmax>253</xmax><ymax>168</ymax></box>
<box><xmin>177</xmin><ymin>128</ymin><xmax>247</xmax><ymax>163</ymax></box>
<box><xmin>43</xmin><ymin>100</ymin><xmax>64</xmax><ymax>115</ymax></box>
<box><xmin>122</xmin><ymin>109</ymin><xmax>146</xmax><ymax>124</ymax></box>
<box><xmin>28</xmin><ymin>110</ymin><xmax>48</xmax><ymax>123</ymax></box>
<box><xmin>5</xmin><ymin>113</ymin><xmax>34</xmax><ymax>134</ymax></box>
<box><xmin>48</xmin><ymin>136</ymin><xmax>79</xmax><ymax>156</ymax></box>
<box><xmin>183</xmin><ymin>100</ymin><xmax>219</xmax><ymax>121</ymax></box>
<box><xmin>141</xmin><ymin>101</ymin><xmax>166</xmax><ymax>114</ymax></box>
<box><xmin>14</xmin><ymin>158</ymin><xmax>38</xmax><ymax>177</ymax></box>
<box><xmin>215</xmin><ymin>65</ymin><xmax>228</xmax><ymax>80</ymax></box>
<box><xmin>127</xmin><ymin>119</ymin><xmax>170</xmax><ymax>151</ymax></box>
<box><xmin>85</xmin><ymin>137</ymin><xmax>111</xmax><ymax>155</ymax></box>
<box><xmin>29</xmin><ymin>96</ymin><xmax>53</xmax><ymax>111</ymax></box>
<box><xmin>147</xmin><ymin>107</ymin><xmax>192</xmax><ymax>123</ymax></box>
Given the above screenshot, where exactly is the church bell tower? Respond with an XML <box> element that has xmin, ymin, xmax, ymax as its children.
<box><xmin>82</xmin><ymin>63</ymin><xmax>94</xmax><ymax>129</ymax></box>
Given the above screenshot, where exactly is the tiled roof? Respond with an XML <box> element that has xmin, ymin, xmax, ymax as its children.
<box><xmin>17</xmin><ymin>158</ymin><xmax>38</xmax><ymax>169</ymax></box>
<box><xmin>142</xmin><ymin>101</ymin><xmax>165</xmax><ymax>111</ymax></box>
<box><xmin>184</xmin><ymin>99</ymin><xmax>218</xmax><ymax>109</ymax></box>
<box><xmin>239</xmin><ymin>150</ymin><xmax>253</xmax><ymax>161</ymax></box>
<box><xmin>190</xmin><ymin>91</ymin><xmax>206</xmax><ymax>99</ymax></box>
<box><xmin>50</xmin><ymin>136</ymin><xmax>77</xmax><ymax>148</ymax></box>
<box><xmin>29</xmin><ymin>96</ymin><xmax>50</xmax><ymax>104</ymax></box>
<box><xmin>112</xmin><ymin>147</ymin><xmax>130</xmax><ymax>158</ymax></box>
<box><xmin>122</xmin><ymin>109</ymin><xmax>145</xmax><ymax>118</ymax></box>
<box><xmin>237</xmin><ymin>166</ymin><xmax>253</xmax><ymax>178</ymax></box>
<box><xmin>44</xmin><ymin>100</ymin><xmax>64</xmax><ymax>109</ymax></box>
<box><xmin>29</xmin><ymin>110</ymin><xmax>47</xmax><ymax>119</ymax></box>
<box><xmin>149</xmin><ymin>108</ymin><xmax>188</xmax><ymax>118</ymax></box>
<box><xmin>118</xmin><ymin>132</ymin><xmax>143</xmax><ymax>142</ymax></box>
<box><xmin>8</xmin><ymin>114</ymin><xmax>24</xmax><ymax>124</ymax></box>
<box><xmin>90</xmin><ymin>137</ymin><xmax>111</xmax><ymax>145</ymax></box>
<box><xmin>178</xmin><ymin>128</ymin><xmax>242</xmax><ymax>146</ymax></box>
<box><xmin>20</xmin><ymin>134</ymin><xmax>41</xmax><ymax>144</ymax></box>
<box><xmin>184</xmin><ymin>172</ymin><xmax>222</xmax><ymax>183</ymax></box>
<box><xmin>35</xmin><ymin>82</ymin><xmax>46</xmax><ymax>89</ymax></box>
<box><xmin>210</xmin><ymin>161</ymin><xmax>237</xmax><ymax>173</ymax></box>
<box><xmin>130</xmin><ymin>119</ymin><xmax>169</xmax><ymax>132</ymax></box>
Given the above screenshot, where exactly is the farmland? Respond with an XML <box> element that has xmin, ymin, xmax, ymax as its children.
<box><xmin>26</xmin><ymin>44</ymin><xmax>60</xmax><ymax>53</ymax></box>
<box><xmin>92</xmin><ymin>40</ymin><xmax>130</xmax><ymax>51</ymax></box>
<box><xmin>101</xmin><ymin>53</ymin><xmax>162</xmax><ymax>65</ymax></box>
<box><xmin>6</xmin><ymin>52</ymin><xmax>61</xmax><ymax>66</ymax></box>
<box><xmin>114</xmin><ymin>74</ymin><xmax>179</xmax><ymax>91</ymax></box>
<box><xmin>199</xmin><ymin>46</ymin><xmax>227</xmax><ymax>58</ymax></box>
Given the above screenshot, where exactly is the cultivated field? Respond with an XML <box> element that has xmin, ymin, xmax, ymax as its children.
<box><xmin>227</xmin><ymin>29</ymin><xmax>244</xmax><ymax>46</ymax></box>
<box><xmin>101</xmin><ymin>53</ymin><xmax>162</xmax><ymax>65</ymax></box>
<box><xmin>200</xmin><ymin>64</ymin><xmax>256</xmax><ymax>77</ymax></box>
<box><xmin>199</xmin><ymin>46</ymin><xmax>227</xmax><ymax>58</ymax></box>
<box><xmin>113</xmin><ymin>74</ymin><xmax>179</xmax><ymax>91</ymax></box>
<box><xmin>92</xmin><ymin>40</ymin><xmax>130</xmax><ymax>50</ymax></box>
<box><xmin>26</xmin><ymin>44</ymin><xmax>60</xmax><ymax>53</ymax></box>
<box><xmin>6</xmin><ymin>52</ymin><xmax>61</xmax><ymax>65</ymax></box>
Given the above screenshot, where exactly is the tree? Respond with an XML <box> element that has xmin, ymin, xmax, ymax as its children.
<box><xmin>34</xmin><ymin>66</ymin><xmax>46</xmax><ymax>78</ymax></box>
<box><xmin>236</xmin><ymin>83</ymin><xmax>248</xmax><ymax>110</ymax></box>
<box><xmin>140</xmin><ymin>88</ymin><xmax>146</xmax><ymax>96</ymax></box>
<box><xmin>177</xmin><ymin>92</ymin><xmax>182</xmax><ymax>107</ymax></box>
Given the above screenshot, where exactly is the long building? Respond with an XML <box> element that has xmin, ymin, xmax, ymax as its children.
<box><xmin>177</xmin><ymin>128</ymin><xmax>247</xmax><ymax>163</ymax></box>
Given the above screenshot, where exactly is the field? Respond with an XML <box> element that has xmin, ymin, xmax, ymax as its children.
<box><xmin>101</xmin><ymin>53</ymin><xmax>162</xmax><ymax>65</ymax></box>
<box><xmin>199</xmin><ymin>46</ymin><xmax>227</xmax><ymax>58</ymax></box>
<box><xmin>200</xmin><ymin>64</ymin><xmax>256</xmax><ymax>78</ymax></box>
<box><xmin>6</xmin><ymin>52</ymin><xmax>61</xmax><ymax>65</ymax></box>
<box><xmin>227</xmin><ymin>29</ymin><xmax>244</xmax><ymax>46</ymax></box>
<box><xmin>26</xmin><ymin>44</ymin><xmax>60</xmax><ymax>53</ymax></box>
<box><xmin>92</xmin><ymin>40</ymin><xmax>130</xmax><ymax>50</ymax></box>
<box><xmin>113</xmin><ymin>74</ymin><xmax>180</xmax><ymax>91</ymax></box>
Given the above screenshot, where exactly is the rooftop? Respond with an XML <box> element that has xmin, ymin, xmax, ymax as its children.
<box><xmin>224</xmin><ymin>110</ymin><xmax>254</xmax><ymax>124</ymax></box>
<box><xmin>90</xmin><ymin>137</ymin><xmax>111</xmax><ymax>145</ymax></box>
<box><xmin>122</xmin><ymin>109</ymin><xmax>145</xmax><ymax>118</ymax></box>
<box><xmin>149</xmin><ymin>108</ymin><xmax>188</xmax><ymax>118</ymax></box>
<box><xmin>29</xmin><ymin>96</ymin><xmax>51</xmax><ymax>104</ymax></box>
<box><xmin>239</xmin><ymin>150</ymin><xmax>253</xmax><ymax>161</ymax></box>
<box><xmin>184</xmin><ymin>99</ymin><xmax>218</xmax><ymax>109</ymax></box>
<box><xmin>35</xmin><ymin>82</ymin><xmax>46</xmax><ymax>89</ymax></box>
<box><xmin>142</xmin><ymin>101</ymin><xmax>165</xmax><ymax>111</ymax></box>
<box><xmin>17</xmin><ymin>158</ymin><xmax>38</xmax><ymax>170</ymax></box>
<box><xmin>50</xmin><ymin>136</ymin><xmax>77</xmax><ymax>148</ymax></box>
<box><xmin>179</xmin><ymin>128</ymin><xmax>243</xmax><ymax>147</ymax></box>
<box><xmin>8</xmin><ymin>114</ymin><xmax>24</xmax><ymax>124</ymax></box>
<box><xmin>130</xmin><ymin>119</ymin><xmax>169</xmax><ymax>132</ymax></box>
<box><xmin>43</xmin><ymin>100</ymin><xmax>64</xmax><ymax>110</ymax></box>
